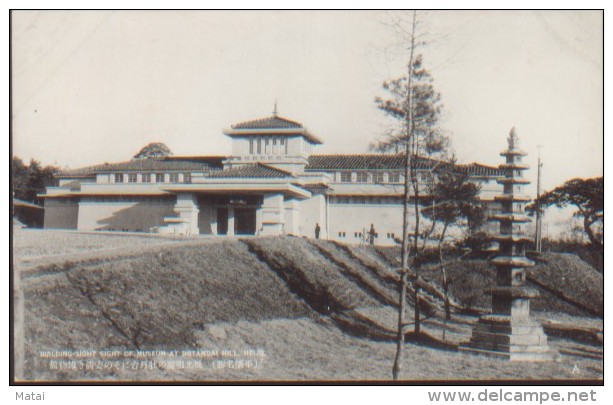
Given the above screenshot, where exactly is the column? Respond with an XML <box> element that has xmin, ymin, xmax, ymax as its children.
<box><xmin>260</xmin><ymin>193</ymin><xmax>285</xmax><ymax>235</ymax></box>
<box><xmin>284</xmin><ymin>198</ymin><xmax>300</xmax><ymax>236</ymax></box>
<box><xmin>173</xmin><ymin>193</ymin><xmax>200</xmax><ymax>235</ymax></box>
<box><xmin>227</xmin><ymin>207</ymin><xmax>235</xmax><ymax>236</ymax></box>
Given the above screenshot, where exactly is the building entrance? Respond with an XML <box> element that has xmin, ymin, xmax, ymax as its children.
<box><xmin>234</xmin><ymin>208</ymin><xmax>256</xmax><ymax>235</ymax></box>
<box><xmin>216</xmin><ymin>206</ymin><xmax>256</xmax><ymax>235</ymax></box>
<box><xmin>217</xmin><ymin>208</ymin><xmax>228</xmax><ymax>235</ymax></box>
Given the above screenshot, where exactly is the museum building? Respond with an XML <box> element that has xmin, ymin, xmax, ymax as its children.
<box><xmin>40</xmin><ymin>112</ymin><xmax>503</xmax><ymax>244</ymax></box>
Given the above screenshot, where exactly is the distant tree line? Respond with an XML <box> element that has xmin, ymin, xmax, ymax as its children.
<box><xmin>528</xmin><ymin>176</ymin><xmax>603</xmax><ymax>254</ymax></box>
<box><xmin>132</xmin><ymin>142</ymin><xmax>173</xmax><ymax>159</ymax></box>
<box><xmin>12</xmin><ymin>157</ymin><xmax>58</xmax><ymax>205</ymax></box>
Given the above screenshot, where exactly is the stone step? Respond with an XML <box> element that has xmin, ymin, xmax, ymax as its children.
<box><xmin>497</xmin><ymin>343</ymin><xmax>551</xmax><ymax>353</ymax></box>
<box><xmin>470</xmin><ymin>331</ymin><xmax>547</xmax><ymax>346</ymax></box>
<box><xmin>475</xmin><ymin>323</ymin><xmax>545</xmax><ymax>336</ymax></box>
<box><xmin>459</xmin><ymin>346</ymin><xmax>558</xmax><ymax>362</ymax></box>
<box><xmin>464</xmin><ymin>340</ymin><xmax>551</xmax><ymax>353</ymax></box>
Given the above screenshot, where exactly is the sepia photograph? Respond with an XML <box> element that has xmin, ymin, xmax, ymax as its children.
<box><xmin>10</xmin><ymin>9</ymin><xmax>603</xmax><ymax>386</ymax></box>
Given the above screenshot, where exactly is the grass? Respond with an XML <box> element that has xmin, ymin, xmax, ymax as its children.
<box><xmin>529</xmin><ymin>253</ymin><xmax>603</xmax><ymax>317</ymax></box>
<box><xmin>309</xmin><ymin>239</ymin><xmax>399</xmax><ymax>306</ymax></box>
<box><xmin>13</xmin><ymin>229</ymin><xmax>182</xmax><ymax>259</ymax></box>
<box><xmin>372</xmin><ymin>247</ymin><xmax>603</xmax><ymax>318</ymax></box>
<box><xmin>42</xmin><ymin>316</ymin><xmax>602</xmax><ymax>382</ymax></box>
<box><xmin>244</xmin><ymin>237</ymin><xmax>382</xmax><ymax>312</ymax></box>
<box><xmin>21</xmin><ymin>239</ymin><xmax>313</xmax><ymax>380</ymax></box>
<box><xmin>15</xmin><ymin>230</ymin><xmax>603</xmax><ymax>381</ymax></box>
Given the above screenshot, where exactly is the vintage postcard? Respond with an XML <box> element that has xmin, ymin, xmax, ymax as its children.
<box><xmin>10</xmin><ymin>10</ymin><xmax>603</xmax><ymax>387</ymax></box>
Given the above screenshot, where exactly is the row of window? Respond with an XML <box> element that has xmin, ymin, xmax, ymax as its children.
<box><xmin>83</xmin><ymin>196</ymin><xmax>175</xmax><ymax>203</ymax></box>
<box><xmin>330</xmin><ymin>196</ymin><xmax>404</xmax><ymax>205</ymax></box>
<box><xmin>113</xmin><ymin>173</ymin><xmax>191</xmax><ymax>184</ymax></box>
<box><xmin>336</xmin><ymin>231</ymin><xmax>395</xmax><ymax>239</ymax></box>
<box><xmin>338</xmin><ymin>171</ymin><xmax>402</xmax><ymax>183</ymax></box>
<box><xmin>337</xmin><ymin>171</ymin><xmax>436</xmax><ymax>184</ymax></box>
<box><xmin>248</xmin><ymin>136</ymin><xmax>288</xmax><ymax>155</ymax></box>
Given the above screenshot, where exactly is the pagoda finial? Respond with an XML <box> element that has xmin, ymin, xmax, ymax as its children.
<box><xmin>273</xmin><ymin>100</ymin><xmax>278</xmax><ymax>117</ymax></box>
<box><xmin>508</xmin><ymin>127</ymin><xmax>518</xmax><ymax>150</ymax></box>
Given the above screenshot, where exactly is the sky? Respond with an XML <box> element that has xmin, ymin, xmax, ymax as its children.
<box><xmin>11</xmin><ymin>10</ymin><xmax>603</xmax><ymax>208</ymax></box>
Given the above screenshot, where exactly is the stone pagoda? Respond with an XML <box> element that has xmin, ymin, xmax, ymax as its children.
<box><xmin>461</xmin><ymin>128</ymin><xmax>557</xmax><ymax>361</ymax></box>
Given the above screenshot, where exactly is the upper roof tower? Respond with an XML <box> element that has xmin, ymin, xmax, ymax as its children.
<box><xmin>222</xmin><ymin>109</ymin><xmax>322</xmax><ymax>174</ymax></box>
<box><xmin>223</xmin><ymin>115</ymin><xmax>323</xmax><ymax>145</ymax></box>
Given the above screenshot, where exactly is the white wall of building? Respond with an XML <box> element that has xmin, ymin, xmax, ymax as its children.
<box><xmin>231</xmin><ymin>137</ymin><xmax>250</xmax><ymax>156</ymax></box>
<box><xmin>44</xmin><ymin>198</ymin><xmax>79</xmax><ymax>229</ymax></box>
<box><xmin>284</xmin><ymin>198</ymin><xmax>301</xmax><ymax>236</ymax></box>
<box><xmin>197</xmin><ymin>204</ymin><xmax>215</xmax><ymax>234</ymax></box>
<box><xmin>298</xmin><ymin>194</ymin><xmax>326</xmax><ymax>239</ymax></box>
<box><xmin>328</xmin><ymin>203</ymin><xmax>405</xmax><ymax>245</ymax></box>
<box><xmin>77</xmin><ymin>198</ymin><xmax>176</xmax><ymax>231</ymax></box>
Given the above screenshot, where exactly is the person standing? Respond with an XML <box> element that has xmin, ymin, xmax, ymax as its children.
<box><xmin>368</xmin><ymin>224</ymin><xmax>376</xmax><ymax>245</ymax></box>
<box><xmin>315</xmin><ymin>223</ymin><xmax>321</xmax><ymax>239</ymax></box>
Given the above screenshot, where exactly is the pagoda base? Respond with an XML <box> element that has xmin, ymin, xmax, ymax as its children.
<box><xmin>459</xmin><ymin>314</ymin><xmax>559</xmax><ymax>362</ymax></box>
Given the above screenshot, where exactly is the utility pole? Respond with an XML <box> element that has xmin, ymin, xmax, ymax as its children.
<box><xmin>535</xmin><ymin>146</ymin><xmax>543</xmax><ymax>253</ymax></box>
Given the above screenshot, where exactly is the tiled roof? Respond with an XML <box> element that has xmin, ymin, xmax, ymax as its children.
<box><xmin>306</xmin><ymin>154</ymin><xmax>504</xmax><ymax>177</ymax></box>
<box><xmin>57</xmin><ymin>154</ymin><xmax>503</xmax><ymax>180</ymax></box>
<box><xmin>57</xmin><ymin>163</ymin><xmax>111</xmax><ymax>177</ymax></box>
<box><xmin>207</xmin><ymin>163</ymin><xmax>294</xmax><ymax>179</ymax></box>
<box><xmin>227</xmin><ymin>115</ymin><xmax>323</xmax><ymax>144</ymax></box>
<box><xmin>58</xmin><ymin>156</ymin><xmax>225</xmax><ymax>177</ymax></box>
<box><xmin>306</xmin><ymin>154</ymin><xmax>437</xmax><ymax>170</ymax></box>
<box><xmin>457</xmin><ymin>163</ymin><xmax>504</xmax><ymax>177</ymax></box>
<box><xmin>301</xmin><ymin>183</ymin><xmax>331</xmax><ymax>194</ymax></box>
<box><xmin>232</xmin><ymin>115</ymin><xmax>303</xmax><ymax>129</ymax></box>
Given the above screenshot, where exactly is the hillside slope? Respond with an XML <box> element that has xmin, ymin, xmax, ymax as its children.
<box><xmin>18</xmin><ymin>234</ymin><xmax>602</xmax><ymax>381</ymax></box>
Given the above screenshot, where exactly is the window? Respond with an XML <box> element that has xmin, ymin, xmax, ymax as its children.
<box><xmin>114</xmin><ymin>173</ymin><xmax>124</xmax><ymax>183</ymax></box>
<box><xmin>381</xmin><ymin>196</ymin><xmax>403</xmax><ymax>204</ymax></box>
<box><xmin>337</xmin><ymin>196</ymin><xmax>350</xmax><ymax>204</ymax></box>
<box><xmin>142</xmin><ymin>173</ymin><xmax>151</xmax><ymax>183</ymax></box>
<box><xmin>280</xmin><ymin>138</ymin><xmax>286</xmax><ymax>154</ymax></box>
<box><xmin>169</xmin><ymin>173</ymin><xmax>179</xmax><ymax>183</ymax></box>
<box><xmin>257</xmin><ymin>138</ymin><xmax>262</xmax><ymax>154</ymax></box>
<box><xmin>340</xmin><ymin>172</ymin><xmax>352</xmax><ymax>183</ymax></box>
<box><xmin>388</xmin><ymin>172</ymin><xmax>400</xmax><ymax>183</ymax></box>
<box><xmin>128</xmin><ymin>173</ymin><xmax>138</xmax><ymax>183</ymax></box>
<box><xmin>419</xmin><ymin>172</ymin><xmax>431</xmax><ymax>183</ymax></box>
<box><xmin>249</xmin><ymin>139</ymin><xmax>254</xmax><ymax>154</ymax></box>
<box><xmin>265</xmin><ymin>137</ymin><xmax>270</xmax><ymax>154</ymax></box>
<box><xmin>183</xmin><ymin>173</ymin><xmax>191</xmax><ymax>183</ymax></box>
<box><xmin>353</xmin><ymin>196</ymin><xmax>366</xmax><ymax>204</ymax></box>
<box><xmin>374</xmin><ymin>172</ymin><xmax>385</xmax><ymax>183</ymax></box>
<box><xmin>338</xmin><ymin>231</ymin><xmax>346</xmax><ymax>238</ymax></box>
<box><xmin>155</xmin><ymin>173</ymin><xmax>165</xmax><ymax>183</ymax></box>
<box><xmin>356</xmin><ymin>172</ymin><xmax>369</xmax><ymax>183</ymax></box>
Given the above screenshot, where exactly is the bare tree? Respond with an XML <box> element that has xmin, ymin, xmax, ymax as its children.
<box><xmin>375</xmin><ymin>10</ymin><xmax>448</xmax><ymax>380</ymax></box>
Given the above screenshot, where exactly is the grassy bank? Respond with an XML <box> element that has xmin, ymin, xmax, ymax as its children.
<box><xmin>15</xmin><ymin>231</ymin><xmax>603</xmax><ymax>381</ymax></box>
